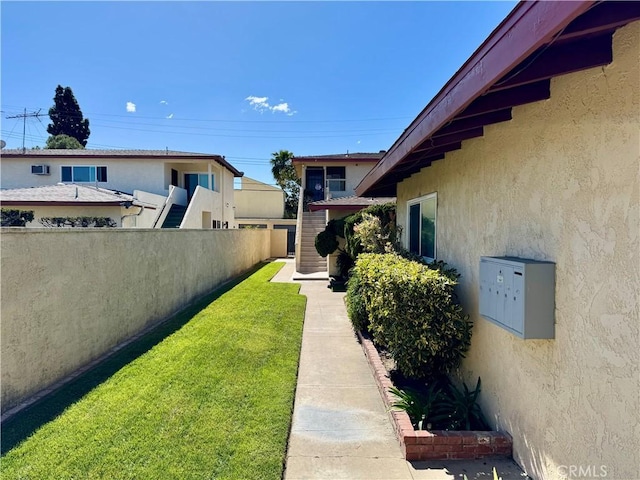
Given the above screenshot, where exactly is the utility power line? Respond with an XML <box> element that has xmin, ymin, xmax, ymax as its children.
<box><xmin>5</xmin><ymin>108</ymin><xmax>45</xmax><ymax>153</ymax></box>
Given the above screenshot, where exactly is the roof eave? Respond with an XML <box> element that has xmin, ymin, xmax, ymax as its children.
<box><xmin>356</xmin><ymin>0</ymin><xmax>595</xmax><ymax>196</ymax></box>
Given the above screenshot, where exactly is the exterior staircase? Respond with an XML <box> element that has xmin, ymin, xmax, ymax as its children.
<box><xmin>298</xmin><ymin>211</ymin><xmax>328</xmax><ymax>274</ymax></box>
<box><xmin>161</xmin><ymin>204</ymin><xmax>187</xmax><ymax>228</ymax></box>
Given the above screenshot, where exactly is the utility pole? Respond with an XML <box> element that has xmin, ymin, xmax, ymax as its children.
<box><xmin>5</xmin><ymin>108</ymin><xmax>45</xmax><ymax>153</ymax></box>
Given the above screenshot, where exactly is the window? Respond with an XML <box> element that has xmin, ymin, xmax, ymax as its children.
<box><xmin>407</xmin><ymin>193</ymin><xmax>437</xmax><ymax>261</ymax></box>
<box><xmin>184</xmin><ymin>173</ymin><xmax>215</xmax><ymax>200</ymax></box>
<box><xmin>61</xmin><ymin>166</ymin><xmax>107</xmax><ymax>183</ymax></box>
<box><xmin>326</xmin><ymin>167</ymin><xmax>346</xmax><ymax>192</ymax></box>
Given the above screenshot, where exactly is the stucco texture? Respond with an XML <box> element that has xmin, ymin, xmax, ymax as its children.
<box><xmin>1</xmin><ymin>228</ymin><xmax>271</xmax><ymax>412</ymax></box>
<box><xmin>396</xmin><ymin>23</ymin><xmax>639</xmax><ymax>480</ymax></box>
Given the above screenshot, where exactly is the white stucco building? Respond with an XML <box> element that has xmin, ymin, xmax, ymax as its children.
<box><xmin>0</xmin><ymin>149</ymin><xmax>243</xmax><ymax>229</ymax></box>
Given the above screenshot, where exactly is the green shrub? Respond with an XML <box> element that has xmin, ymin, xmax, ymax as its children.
<box><xmin>353</xmin><ymin>213</ymin><xmax>391</xmax><ymax>254</ymax></box>
<box><xmin>336</xmin><ymin>250</ymin><xmax>355</xmax><ymax>278</ymax></box>
<box><xmin>39</xmin><ymin>217</ymin><xmax>117</xmax><ymax>228</ymax></box>
<box><xmin>1</xmin><ymin>209</ymin><xmax>34</xmax><ymax>227</ymax></box>
<box><xmin>345</xmin><ymin>268</ymin><xmax>369</xmax><ymax>333</ymax></box>
<box><xmin>314</xmin><ymin>217</ymin><xmax>347</xmax><ymax>258</ymax></box>
<box><xmin>389</xmin><ymin>376</ymin><xmax>489</xmax><ymax>431</ymax></box>
<box><xmin>353</xmin><ymin>252</ymin><xmax>472</xmax><ymax>380</ymax></box>
<box><xmin>314</xmin><ymin>229</ymin><xmax>339</xmax><ymax>257</ymax></box>
<box><xmin>326</xmin><ymin>217</ymin><xmax>346</xmax><ymax>238</ymax></box>
<box><xmin>344</xmin><ymin>202</ymin><xmax>397</xmax><ymax>259</ymax></box>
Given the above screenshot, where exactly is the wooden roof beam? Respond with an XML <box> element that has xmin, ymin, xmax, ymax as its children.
<box><xmin>491</xmin><ymin>33</ymin><xmax>612</xmax><ymax>92</ymax></box>
<box><xmin>558</xmin><ymin>1</ymin><xmax>640</xmax><ymax>41</ymax></box>
<box><xmin>457</xmin><ymin>80</ymin><xmax>550</xmax><ymax>120</ymax></box>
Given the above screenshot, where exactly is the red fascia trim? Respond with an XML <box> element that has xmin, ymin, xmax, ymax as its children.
<box><xmin>308</xmin><ymin>204</ymin><xmax>364</xmax><ymax>212</ymax></box>
<box><xmin>356</xmin><ymin>0</ymin><xmax>594</xmax><ymax>196</ymax></box>
<box><xmin>292</xmin><ymin>158</ymin><xmax>381</xmax><ymax>165</ymax></box>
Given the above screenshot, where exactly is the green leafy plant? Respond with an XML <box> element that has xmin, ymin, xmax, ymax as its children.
<box><xmin>39</xmin><ymin>216</ymin><xmax>117</xmax><ymax>228</ymax></box>
<box><xmin>344</xmin><ymin>202</ymin><xmax>397</xmax><ymax>259</ymax></box>
<box><xmin>351</xmin><ymin>253</ymin><xmax>472</xmax><ymax>379</ymax></box>
<box><xmin>389</xmin><ymin>381</ymin><xmax>445</xmax><ymax>430</ymax></box>
<box><xmin>1</xmin><ymin>209</ymin><xmax>34</xmax><ymax>227</ymax></box>
<box><xmin>353</xmin><ymin>213</ymin><xmax>389</xmax><ymax>253</ymax></box>
<box><xmin>437</xmin><ymin>377</ymin><xmax>489</xmax><ymax>430</ymax></box>
<box><xmin>389</xmin><ymin>376</ymin><xmax>489</xmax><ymax>431</ymax></box>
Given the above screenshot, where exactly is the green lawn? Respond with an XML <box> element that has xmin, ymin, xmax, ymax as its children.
<box><xmin>1</xmin><ymin>262</ymin><xmax>306</xmax><ymax>480</ymax></box>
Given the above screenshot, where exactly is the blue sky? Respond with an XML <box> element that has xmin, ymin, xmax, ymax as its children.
<box><xmin>1</xmin><ymin>1</ymin><xmax>516</xmax><ymax>186</ymax></box>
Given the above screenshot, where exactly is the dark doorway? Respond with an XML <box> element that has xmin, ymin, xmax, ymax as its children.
<box><xmin>306</xmin><ymin>167</ymin><xmax>325</xmax><ymax>202</ymax></box>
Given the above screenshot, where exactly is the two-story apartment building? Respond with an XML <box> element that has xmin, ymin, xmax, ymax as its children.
<box><xmin>291</xmin><ymin>152</ymin><xmax>388</xmax><ymax>274</ymax></box>
<box><xmin>0</xmin><ymin>149</ymin><xmax>243</xmax><ymax>229</ymax></box>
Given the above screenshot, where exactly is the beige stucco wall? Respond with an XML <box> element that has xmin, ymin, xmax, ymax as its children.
<box><xmin>1</xmin><ymin>227</ymin><xmax>271</xmax><ymax>412</ymax></box>
<box><xmin>270</xmin><ymin>228</ymin><xmax>288</xmax><ymax>258</ymax></box>
<box><xmin>235</xmin><ymin>177</ymin><xmax>285</xmax><ymax>219</ymax></box>
<box><xmin>396</xmin><ymin>23</ymin><xmax>639</xmax><ymax>480</ymax></box>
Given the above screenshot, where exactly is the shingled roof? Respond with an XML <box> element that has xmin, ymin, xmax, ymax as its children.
<box><xmin>0</xmin><ymin>184</ymin><xmax>155</xmax><ymax>208</ymax></box>
<box><xmin>308</xmin><ymin>195</ymin><xmax>396</xmax><ymax>212</ymax></box>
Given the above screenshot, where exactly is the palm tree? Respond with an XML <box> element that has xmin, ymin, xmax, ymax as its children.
<box><xmin>270</xmin><ymin>150</ymin><xmax>300</xmax><ymax>218</ymax></box>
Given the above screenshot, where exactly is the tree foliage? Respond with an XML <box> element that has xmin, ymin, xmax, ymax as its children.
<box><xmin>45</xmin><ymin>134</ymin><xmax>84</xmax><ymax>150</ymax></box>
<box><xmin>47</xmin><ymin>85</ymin><xmax>90</xmax><ymax>147</ymax></box>
<box><xmin>270</xmin><ymin>150</ymin><xmax>300</xmax><ymax>218</ymax></box>
<box><xmin>1</xmin><ymin>209</ymin><xmax>34</xmax><ymax>227</ymax></box>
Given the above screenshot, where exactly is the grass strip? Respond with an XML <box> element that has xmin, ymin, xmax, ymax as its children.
<box><xmin>1</xmin><ymin>262</ymin><xmax>306</xmax><ymax>480</ymax></box>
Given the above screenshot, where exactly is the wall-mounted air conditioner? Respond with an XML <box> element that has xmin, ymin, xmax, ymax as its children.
<box><xmin>31</xmin><ymin>165</ymin><xmax>50</xmax><ymax>175</ymax></box>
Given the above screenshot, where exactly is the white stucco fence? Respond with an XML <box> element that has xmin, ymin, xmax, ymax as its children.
<box><xmin>0</xmin><ymin>227</ymin><xmax>272</xmax><ymax>412</ymax></box>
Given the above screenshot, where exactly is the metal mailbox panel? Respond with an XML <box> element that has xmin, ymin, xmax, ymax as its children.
<box><xmin>479</xmin><ymin>256</ymin><xmax>555</xmax><ymax>339</ymax></box>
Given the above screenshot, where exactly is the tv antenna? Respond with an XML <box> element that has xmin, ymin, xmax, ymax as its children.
<box><xmin>5</xmin><ymin>108</ymin><xmax>45</xmax><ymax>153</ymax></box>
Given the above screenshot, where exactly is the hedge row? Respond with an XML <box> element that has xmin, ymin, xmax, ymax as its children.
<box><xmin>346</xmin><ymin>253</ymin><xmax>472</xmax><ymax>380</ymax></box>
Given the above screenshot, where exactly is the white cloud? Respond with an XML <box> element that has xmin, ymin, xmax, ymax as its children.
<box><xmin>271</xmin><ymin>102</ymin><xmax>290</xmax><ymax>113</ymax></box>
<box><xmin>126</xmin><ymin>102</ymin><xmax>136</xmax><ymax>113</ymax></box>
<box><xmin>245</xmin><ymin>96</ymin><xmax>296</xmax><ymax>115</ymax></box>
<box><xmin>245</xmin><ymin>96</ymin><xmax>270</xmax><ymax>113</ymax></box>
<box><xmin>160</xmin><ymin>100</ymin><xmax>168</xmax><ymax>105</ymax></box>
<box><xmin>166</xmin><ymin>113</ymin><xmax>174</xmax><ymax>119</ymax></box>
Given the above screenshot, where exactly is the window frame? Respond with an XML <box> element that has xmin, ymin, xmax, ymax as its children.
<box><xmin>326</xmin><ymin>166</ymin><xmax>346</xmax><ymax>192</ymax></box>
<box><xmin>60</xmin><ymin>165</ymin><xmax>108</xmax><ymax>183</ymax></box>
<box><xmin>406</xmin><ymin>192</ymin><xmax>437</xmax><ymax>262</ymax></box>
<box><xmin>184</xmin><ymin>172</ymin><xmax>216</xmax><ymax>191</ymax></box>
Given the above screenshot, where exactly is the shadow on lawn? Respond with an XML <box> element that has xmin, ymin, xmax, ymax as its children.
<box><xmin>1</xmin><ymin>263</ymin><xmax>267</xmax><ymax>455</ymax></box>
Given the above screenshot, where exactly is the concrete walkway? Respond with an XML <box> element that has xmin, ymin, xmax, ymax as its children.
<box><xmin>271</xmin><ymin>259</ymin><xmax>528</xmax><ymax>480</ymax></box>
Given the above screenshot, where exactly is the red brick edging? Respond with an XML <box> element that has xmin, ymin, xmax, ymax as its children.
<box><xmin>357</xmin><ymin>332</ymin><xmax>513</xmax><ymax>461</ymax></box>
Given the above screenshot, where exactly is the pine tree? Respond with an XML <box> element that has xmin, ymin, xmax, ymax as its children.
<box><xmin>47</xmin><ymin>85</ymin><xmax>90</xmax><ymax>147</ymax></box>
